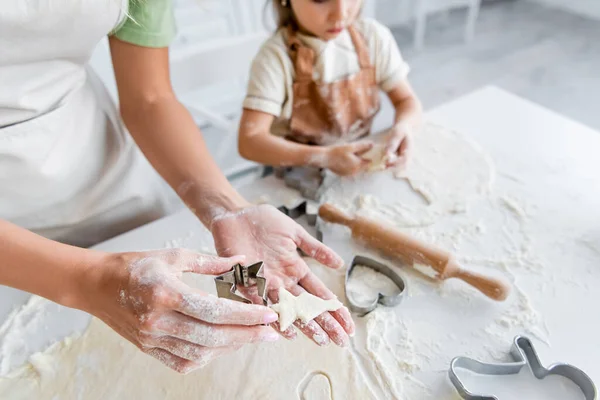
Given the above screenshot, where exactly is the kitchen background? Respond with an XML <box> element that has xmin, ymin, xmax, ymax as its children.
<box><xmin>90</xmin><ymin>0</ymin><xmax>600</xmax><ymax>184</ymax></box>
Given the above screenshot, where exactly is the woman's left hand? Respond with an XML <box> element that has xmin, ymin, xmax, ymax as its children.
<box><xmin>210</xmin><ymin>204</ymin><xmax>355</xmax><ymax>348</ymax></box>
<box><xmin>384</xmin><ymin>122</ymin><xmax>413</xmax><ymax>169</ymax></box>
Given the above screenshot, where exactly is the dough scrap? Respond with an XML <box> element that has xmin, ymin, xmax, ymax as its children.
<box><xmin>361</xmin><ymin>143</ymin><xmax>388</xmax><ymax>172</ymax></box>
<box><xmin>271</xmin><ymin>288</ymin><xmax>343</xmax><ymax>331</ymax></box>
<box><xmin>299</xmin><ymin>372</ymin><xmax>333</xmax><ymax>400</ymax></box>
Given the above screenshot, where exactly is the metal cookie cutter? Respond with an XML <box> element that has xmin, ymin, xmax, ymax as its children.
<box><xmin>214</xmin><ymin>262</ymin><xmax>268</xmax><ymax>306</ymax></box>
<box><xmin>278</xmin><ymin>200</ymin><xmax>322</xmax><ymax>242</ymax></box>
<box><xmin>276</xmin><ymin>166</ymin><xmax>325</xmax><ymax>201</ymax></box>
<box><xmin>449</xmin><ymin>336</ymin><xmax>597</xmax><ymax>400</ymax></box>
<box><xmin>345</xmin><ymin>255</ymin><xmax>407</xmax><ymax>316</ymax></box>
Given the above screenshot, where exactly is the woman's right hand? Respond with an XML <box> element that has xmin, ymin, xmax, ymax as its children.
<box><xmin>81</xmin><ymin>249</ymin><xmax>280</xmax><ymax>374</ymax></box>
<box><xmin>324</xmin><ymin>141</ymin><xmax>374</xmax><ymax>176</ymax></box>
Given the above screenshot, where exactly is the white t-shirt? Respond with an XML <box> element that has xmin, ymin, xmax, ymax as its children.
<box><xmin>243</xmin><ymin>18</ymin><xmax>410</xmax><ymax>137</ymax></box>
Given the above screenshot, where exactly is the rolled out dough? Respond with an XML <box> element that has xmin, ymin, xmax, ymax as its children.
<box><xmin>270</xmin><ymin>288</ymin><xmax>343</xmax><ymax>331</ymax></box>
<box><xmin>321</xmin><ymin>121</ymin><xmax>495</xmax><ymax>227</ymax></box>
<box><xmin>0</xmin><ymin>270</ymin><xmax>377</xmax><ymax>400</ymax></box>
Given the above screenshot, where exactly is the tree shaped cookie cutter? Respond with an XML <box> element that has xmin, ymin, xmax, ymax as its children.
<box><xmin>214</xmin><ymin>262</ymin><xmax>268</xmax><ymax>306</ymax></box>
<box><xmin>449</xmin><ymin>335</ymin><xmax>597</xmax><ymax>400</ymax></box>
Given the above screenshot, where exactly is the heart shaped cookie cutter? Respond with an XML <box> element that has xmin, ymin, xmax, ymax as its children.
<box><xmin>449</xmin><ymin>336</ymin><xmax>597</xmax><ymax>400</ymax></box>
<box><xmin>345</xmin><ymin>255</ymin><xmax>407</xmax><ymax>316</ymax></box>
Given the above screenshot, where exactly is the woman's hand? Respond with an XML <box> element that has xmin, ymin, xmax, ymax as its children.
<box><xmin>211</xmin><ymin>204</ymin><xmax>355</xmax><ymax>347</ymax></box>
<box><xmin>83</xmin><ymin>249</ymin><xmax>280</xmax><ymax>374</ymax></box>
<box><xmin>384</xmin><ymin>122</ymin><xmax>413</xmax><ymax>169</ymax></box>
<box><xmin>324</xmin><ymin>141</ymin><xmax>374</xmax><ymax>176</ymax></box>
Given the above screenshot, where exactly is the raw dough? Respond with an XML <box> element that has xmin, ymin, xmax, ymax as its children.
<box><xmin>0</xmin><ymin>269</ymin><xmax>377</xmax><ymax>400</ymax></box>
<box><xmin>361</xmin><ymin>143</ymin><xmax>388</xmax><ymax>172</ymax></box>
<box><xmin>321</xmin><ymin>121</ymin><xmax>495</xmax><ymax>227</ymax></box>
<box><xmin>271</xmin><ymin>287</ymin><xmax>343</xmax><ymax>331</ymax></box>
<box><xmin>298</xmin><ymin>372</ymin><xmax>333</xmax><ymax>400</ymax></box>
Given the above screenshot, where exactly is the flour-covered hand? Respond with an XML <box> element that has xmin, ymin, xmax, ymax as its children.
<box><xmin>210</xmin><ymin>204</ymin><xmax>355</xmax><ymax>347</ymax></box>
<box><xmin>324</xmin><ymin>141</ymin><xmax>374</xmax><ymax>176</ymax></box>
<box><xmin>82</xmin><ymin>249</ymin><xmax>279</xmax><ymax>374</ymax></box>
<box><xmin>384</xmin><ymin>122</ymin><xmax>413</xmax><ymax>169</ymax></box>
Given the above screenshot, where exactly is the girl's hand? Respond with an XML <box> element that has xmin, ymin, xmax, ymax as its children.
<box><xmin>324</xmin><ymin>141</ymin><xmax>374</xmax><ymax>176</ymax></box>
<box><xmin>384</xmin><ymin>122</ymin><xmax>413</xmax><ymax>169</ymax></box>
<box><xmin>83</xmin><ymin>250</ymin><xmax>280</xmax><ymax>374</ymax></box>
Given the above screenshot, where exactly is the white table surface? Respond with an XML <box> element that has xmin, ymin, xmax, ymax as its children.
<box><xmin>2</xmin><ymin>86</ymin><xmax>599</xmax><ymax>398</ymax></box>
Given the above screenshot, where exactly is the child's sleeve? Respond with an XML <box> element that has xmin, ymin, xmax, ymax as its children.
<box><xmin>368</xmin><ymin>20</ymin><xmax>411</xmax><ymax>92</ymax></box>
<box><xmin>243</xmin><ymin>43</ymin><xmax>288</xmax><ymax>118</ymax></box>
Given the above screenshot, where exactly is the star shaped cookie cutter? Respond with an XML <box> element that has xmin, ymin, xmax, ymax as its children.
<box><xmin>214</xmin><ymin>262</ymin><xmax>268</xmax><ymax>306</ymax></box>
<box><xmin>449</xmin><ymin>335</ymin><xmax>597</xmax><ymax>400</ymax></box>
<box><xmin>278</xmin><ymin>200</ymin><xmax>322</xmax><ymax>242</ymax></box>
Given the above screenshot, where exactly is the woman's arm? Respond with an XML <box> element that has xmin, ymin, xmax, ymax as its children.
<box><xmin>0</xmin><ymin>219</ymin><xmax>278</xmax><ymax>373</ymax></box>
<box><xmin>109</xmin><ymin>37</ymin><xmax>249</xmax><ymax>227</ymax></box>
<box><xmin>238</xmin><ymin>109</ymin><xmax>373</xmax><ymax>176</ymax></box>
<box><xmin>109</xmin><ymin>38</ymin><xmax>356</xmax><ymax>346</ymax></box>
<box><xmin>0</xmin><ymin>219</ymin><xmax>102</xmax><ymax>309</ymax></box>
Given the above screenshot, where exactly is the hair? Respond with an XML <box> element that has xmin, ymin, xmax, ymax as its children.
<box><xmin>268</xmin><ymin>0</ymin><xmax>298</xmax><ymax>31</ymax></box>
<box><xmin>265</xmin><ymin>0</ymin><xmax>364</xmax><ymax>32</ymax></box>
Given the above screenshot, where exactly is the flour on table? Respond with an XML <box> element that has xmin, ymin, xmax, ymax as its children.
<box><xmin>318</xmin><ymin>120</ymin><xmax>557</xmax><ymax>398</ymax></box>
<box><xmin>500</xmin><ymin>195</ymin><xmax>528</xmax><ymax>220</ymax></box>
<box><xmin>360</xmin><ymin>309</ymin><xmax>429</xmax><ymax>399</ymax></box>
<box><xmin>346</xmin><ymin>265</ymin><xmax>402</xmax><ymax>308</ymax></box>
<box><xmin>0</xmin><ymin>296</ymin><xmax>87</xmax><ymax>379</ymax></box>
<box><xmin>354</xmin><ymin>193</ymin><xmax>441</xmax><ymax>228</ymax></box>
<box><xmin>483</xmin><ymin>268</ymin><xmax>551</xmax><ymax>346</ymax></box>
<box><xmin>577</xmin><ymin>234</ymin><xmax>600</xmax><ymax>257</ymax></box>
<box><xmin>271</xmin><ymin>288</ymin><xmax>343</xmax><ymax>331</ymax></box>
<box><xmin>0</xmin><ymin>296</ymin><xmax>49</xmax><ymax>377</ymax></box>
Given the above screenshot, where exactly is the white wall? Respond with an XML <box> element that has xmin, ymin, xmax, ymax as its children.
<box><xmin>528</xmin><ymin>0</ymin><xmax>600</xmax><ymax>20</ymax></box>
<box><xmin>89</xmin><ymin>0</ymin><xmax>382</xmax><ymax>117</ymax></box>
<box><xmin>370</xmin><ymin>0</ymin><xmax>414</xmax><ymax>27</ymax></box>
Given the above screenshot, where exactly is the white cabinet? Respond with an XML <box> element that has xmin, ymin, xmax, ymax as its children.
<box><xmin>372</xmin><ymin>0</ymin><xmax>415</xmax><ymax>27</ymax></box>
<box><xmin>370</xmin><ymin>0</ymin><xmax>481</xmax><ymax>49</ymax></box>
<box><xmin>89</xmin><ymin>1</ymin><xmax>269</xmax><ymax>181</ymax></box>
<box><xmin>170</xmin><ymin>0</ymin><xmax>267</xmax><ymax>118</ymax></box>
<box><xmin>167</xmin><ymin>1</ymin><xmax>269</xmax><ymax>180</ymax></box>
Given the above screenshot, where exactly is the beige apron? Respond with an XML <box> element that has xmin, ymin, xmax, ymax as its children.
<box><xmin>274</xmin><ymin>25</ymin><xmax>382</xmax><ymax>197</ymax></box>
<box><xmin>286</xmin><ymin>24</ymin><xmax>381</xmax><ymax>146</ymax></box>
<box><xmin>0</xmin><ymin>1</ymin><xmax>176</xmax><ymax>247</ymax></box>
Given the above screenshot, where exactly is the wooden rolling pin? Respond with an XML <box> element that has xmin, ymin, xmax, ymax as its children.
<box><xmin>319</xmin><ymin>203</ymin><xmax>510</xmax><ymax>301</ymax></box>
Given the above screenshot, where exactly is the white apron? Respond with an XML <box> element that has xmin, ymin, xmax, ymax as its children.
<box><xmin>0</xmin><ymin>1</ymin><xmax>177</xmax><ymax>247</ymax></box>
